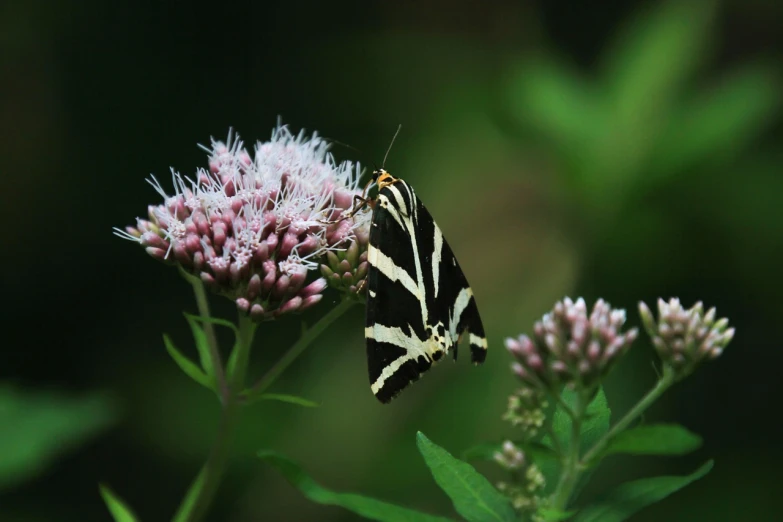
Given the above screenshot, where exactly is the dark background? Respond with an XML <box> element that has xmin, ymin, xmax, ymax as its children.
<box><xmin>2</xmin><ymin>0</ymin><xmax>782</xmax><ymax>520</ymax></box>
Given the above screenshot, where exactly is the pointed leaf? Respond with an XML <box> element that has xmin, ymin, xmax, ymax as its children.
<box><xmin>182</xmin><ymin>312</ymin><xmax>238</xmax><ymax>333</ymax></box>
<box><xmin>591</xmin><ymin>0</ymin><xmax>718</xmax><ymax>186</ymax></box>
<box><xmin>580</xmin><ymin>389</ymin><xmax>611</xmax><ymax>451</ymax></box>
<box><xmin>416</xmin><ymin>432</ymin><xmax>516</xmax><ymax>522</ymax></box>
<box><xmin>259</xmin><ymin>451</ymin><xmax>453</xmax><ymax>522</ymax></box>
<box><xmin>171</xmin><ymin>466</ymin><xmax>206</xmax><ymax>522</ymax></box>
<box><xmin>184</xmin><ymin>314</ymin><xmax>215</xmax><ymax>381</ymax></box>
<box><xmin>248</xmin><ymin>393</ymin><xmax>319</xmax><ymax>408</ymax></box>
<box><xmin>0</xmin><ymin>386</ymin><xmax>116</xmax><ymax>490</ymax></box>
<box><xmin>572</xmin><ymin>460</ymin><xmax>713</xmax><ymax>522</ymax></box>
<box><xmin>99</xmin><ymin>484</ymin><xmax>139</xmax><ymax>522</ymax></box>
<box><xmin>603</xmin><ymin>0</ymin><xmax>717</xmax><ymax>118</ymax></box>
<box><xmin>538</xmin><ymin>507</ymin><xmax>577</xmax><ymax>521</ymax></box>
<box><xmin>508</xmin><ymin>59</ymin><xmax>603</xmax><ymax>153</ymax></box>
<box><xmin>225</xmin><ymin>338</ymin><xmax>241</xmax><ymax>381</ymax></box>
<box><xmin>653</xmin><ymin>64</ymin><xmax>782</xmax><ymax>179</ymax></box>
<box><xmin>550</xmin><ymin>387</ymin><xmax>610</xmax><ymax>455</ymax></box>
<box><xmin>182</xmin><ymin>312</ymin><xmax>239</xmax><ymax>382</ymax></box>
<box><xmin>163</xmin><ymin>334</ymin><xmax>212</xmax><ymax>389</ymax></box>
<box><xmin>544</xmin><ymin>388</ymin><xmax>610</xmax><ymax>498</ymax></box>
<box><xmin>594</xmin><ymin>424</ymin><xmax>702</xmax><ymax>461</ymax></box>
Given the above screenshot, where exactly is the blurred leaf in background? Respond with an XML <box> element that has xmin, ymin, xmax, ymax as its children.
<box><xmin>0</xmin><ymin>385</ymin><xmax>117</xmax><ymax>490</ymax></box>
<box><xmin>506</xmin><ymin>0</ymin><xmax>780</xmax><ymax>220</ymax></box>
<box><xmin>100</xmin><ymin>484</ymin><xmax>140</xmax><ymax>522</ymax></box>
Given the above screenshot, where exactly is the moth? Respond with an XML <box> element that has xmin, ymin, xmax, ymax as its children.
<box><xmin>361</xmin><ymin>168</ymin><xmax>488</xmax><ymax>402</ymax></box>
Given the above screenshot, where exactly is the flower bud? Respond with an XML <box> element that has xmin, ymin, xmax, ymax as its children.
<box><xmin>493</xmin><ymin>440</ymin><xmax>526</xmax><ymax>471</ymax></box>
<box><xmin>319</xmin><ymin>218</ymin><xmax>370</xmax><ymax>297</ymax></box>
<box><xmin>277</xmin><ymin>296</ymin><xmax>303</xmax><ymax>316</ymax></box>
<box><xmin>246</xmin><ymin>274</ymin><xmax>262</xmax><ymax>301</ymax></box>
<box><xmin>506</xmin><ymin>297</ymin><xmax>637</xmax><ymax>392</ymax></box>
<box><xmin>250</xmin><ymin>303</ymin><xmax>265</xmax><ymax>321</ymax></box>
<box><xmin>640</xmin><ymin>298</ymin><xmax>734</xmax><ymax>380</ymax></box>
<box><xmin>301</xmin><ymin>278</ymin><xmax>328</xmax><ymax>298</ymax></box>
<box><xmin>502</xmin><ymin>386</ymin><xmax>548</xmax><ymax>439</ymax></box>
<box><xmin>236</xmin><ymin>297</ymin><xmax>250</xmax><ymax>313</ymax></box>
<box><xmin>301</xmin><ymin>294</ymin><xmax>323</xmax><ymax>311</ymax></box>
<box><xmin>492</xmin><ymin>440</ymin><xmax>545</xmax><ymax>516</ymax></box>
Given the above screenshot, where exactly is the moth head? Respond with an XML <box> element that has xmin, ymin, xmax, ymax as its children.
<box><xmin>372</xmin><ymin>168</ymin><xmax>397</xmax><ymax>190</ymax></box>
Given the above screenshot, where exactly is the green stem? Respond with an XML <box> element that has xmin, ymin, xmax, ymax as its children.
<box><xmin>186</xmin><ymin>271</ymin><xmax>229</xmax><ymax>402</ymax></box>
<box><xmin>548</xmin><ymin>367</ymin><xmax>676</xmax><ymax>512</ymax></box>
<box><xmin>230</xmin><ymin>314</ymin><xmax>257</xmax><ymax>392</ymax></box>
<box><xmin>581</xmin><ymin>366</ymin><xmax>675</xmax><ymax>465</ymax></box>
<box><xmin>178</xmin><ymin>314</ymin><xmax>257</xmax><ymax>522</ymax></box>
<box><xmin>248</xmin><ymin>298</ymin><xmax>358</xmax><ymax>398</ymax></box>
<box><xmin>550</xmin><ymin>391</ymin><xmax>587</xmax><ymax>510</ymax></box>
<box><xmin>174</xmin><ymin>298</ymin><xmax>355</xmax><ymax>522</ymax></box>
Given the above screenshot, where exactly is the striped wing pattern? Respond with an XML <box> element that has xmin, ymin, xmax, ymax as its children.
<box><xmin>365</xmin><ymin>178</ymin><xmax>487</xmax><ymax>403</ymax></box>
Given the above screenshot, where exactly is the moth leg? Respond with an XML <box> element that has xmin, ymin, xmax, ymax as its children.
<box><xmin>320</xmin><ymin>177</ymin><xmax>375</xmax><ymax>224</ymax></box>
<box><xmin>320</xmin><ymin>195</ymin><xmax>371</xmax><ymax>224</ymax></box>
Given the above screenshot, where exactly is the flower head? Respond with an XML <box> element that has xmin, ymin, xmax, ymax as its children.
<box><xmin>639</xmin><ymin>298</ymin><xmax>734</xmax><ymax>380</ymax></box>
<box><xmin>115</xmin><ymin>124</ymin><xmax>369</xmax><ymax>320</ymax></box>
<box><xmin>494</xmin><ymin>440</ymin><xmax>527</xmax><ymax>471</ymax></box>
<box><xmin>502</xmin><ymin>386</ymin><xmax>548</xmax><ymax>440</ymax></box>
<box><xmin>320</xmin><ymin>238</ymin><xmax>369</xmax><ymax>296</ymax></box>
<box><xmin>494</xmin><ymin>441</ymin><xmax>545</xmax><ymax>514</ymax></box>
<box><xmin>506</xmin><ymin>297</ymin><xmax>638</xmax><ymax>391</ymax></box>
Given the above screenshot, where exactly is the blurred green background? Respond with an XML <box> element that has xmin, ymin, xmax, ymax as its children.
<box><xmin>2</xmin><ymin>0</ymin><xmax>781</xmax><ymax>520</ymax></box>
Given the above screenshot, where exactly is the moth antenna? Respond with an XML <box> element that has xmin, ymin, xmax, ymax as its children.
<box><xmin>322</xmin><ymin>136</ymin><xmax>362</xmax><ymax>157</ymax></box>
<box><xmin>381</xmin><ymin>124</ymin><xmax>402</xmax><ymax>170</ymax></box>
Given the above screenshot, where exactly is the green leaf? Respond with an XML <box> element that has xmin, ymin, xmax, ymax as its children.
<box><xmin>595</xmin><ymin>424</ymin><xmax>702</xmax><ymax>461</ymax></box>
<box><xmin>99</xmin><ymin>484</ymin><xmax>139</xmax><ymax>522</ymax></box>
<box><xmin>538</xmin><ymin>507</ymin><xmax>577</xmax><ymax>521</ymax></box>
<box><xmin>580</xmin><ymin>389</ymin><xmax>611</xmax><ymax>451</ymax></box>
<box><xmin>248</xmin><ymin>393</ymin><xmax>319</xmax><ymax>408</ymax></box>
<box><xmin>225</xmin><ymin>338</ymin><xmax>241</xmax><ymax>381</ymax></box>
<box><xmin>653</xmin><ymin>64</ymin><xmax>782</xmax><ymax>179</ymax></box>
<box><xmin>508</xmin><ymin>58</ymin><xmax>603</xmax><ymax>153</ymax></box>
<box><xmin>544</xmin><ymin>388</ymin><xmax>610</xmax><ymax>497</ymax></box>
<box><xmin>460</xmin><ymin>439</ymin><xmax>560</xmax><ymax>500</ymax></box>
<box><xmin>182</xmin><ymin>312</ymin><xmax>238</xmax><ymax>333</ymax></box>
<box><xmin>184</xmin><ymin>314</ymin><xmax>215</xmax><ymax>381</ymax></box>
<box><xmin>460</xmin><ymin>441</ymin><xmax>503</xmax><ymax>461</ymax></box>
<box><xmin>259</xmin><ymin>451</ymin><xmax>453</xmax><ymax>522</ymax></box>
<box><xmin>603</xmin><ymin>0</ymin><xmax>717</xmax><ymax>120</ymax></box>
<box><xmin>550</xmin><ymin>387</ymin><xmax>611</xmax><ymax>456</ymax></box>
<box><xmin>182</xmin><ymin>312</ymin><xmax>240</xmax><ymax>383</ymax></box>
<box><xmin>572</xmin><ymin>460</ymin><xmax>713</xmax><ymax>522</ymax></box>
<box><xmin>591</xmin><ymin>0</ymin><xmax>718</xmax><ymax>186</ymax></box>
<box><xmin>163</xmin><ymin>334</ymin><xmax>212</xmax><ymax>390</ymax></box>
<box><xmin>222</xmin><ymin>318</ymin><xmax>253</xmax><ymax>383</ymax></box>
<box><xmin>461</xmin><ymin>441</ymin><xmax>558</xmax><ymax>465</ymax></box>
<box><xmin>416</xmin><ymin>432</ymin><xmax>516</xmax><ymax>522</ymax></box>
<box><xmin>0</xmin><ymin>386</ymin><xmax>117</xmax><ymax>490</ymax></box>
<box><xmin>171</xmin><ymin>466</ymin><xmax>206</xmax><ymax>522</ymax></box>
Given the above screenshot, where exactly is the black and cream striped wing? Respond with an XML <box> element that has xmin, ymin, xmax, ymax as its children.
<box><xmin>365</xmin><ymin>180</ymin><xmax>487</xmax><ymax>403</ymax></box>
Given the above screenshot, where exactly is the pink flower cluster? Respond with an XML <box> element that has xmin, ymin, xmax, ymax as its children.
<box><xmin>639</xmin><ymin>298</ymin><xmax>734</xmax><ymax>379</ymax></box>
<box><xmin>116</xmin><ymin>124</ymin><xmax>370</xmax><ymax>320</ymax></box>
<box><xmin>506</xmin><ymin>297</ymin><xmax>638</xmax><ymax>390</ymax></box>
